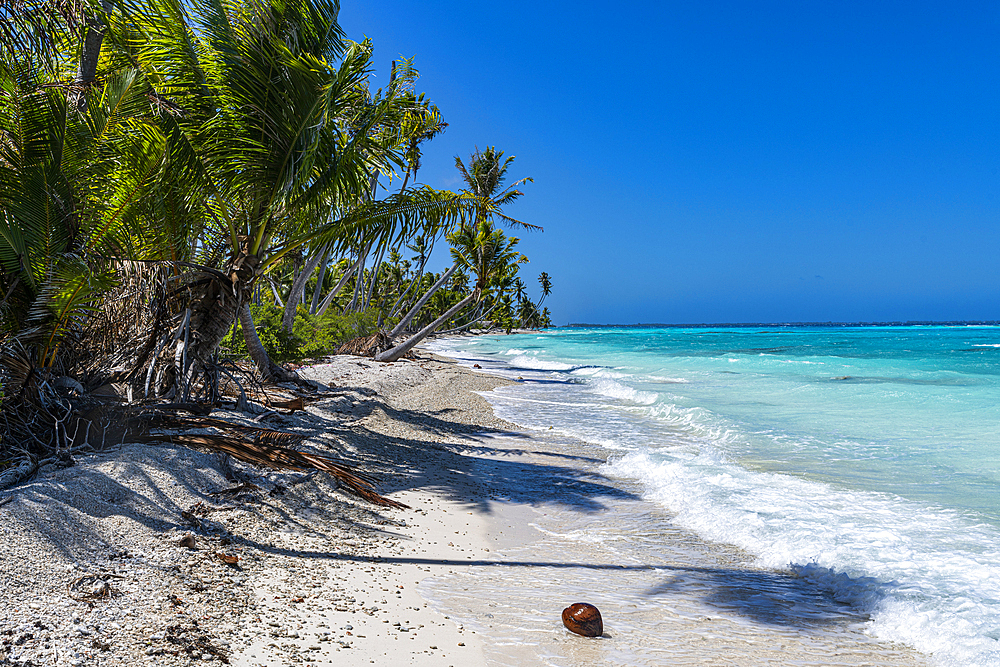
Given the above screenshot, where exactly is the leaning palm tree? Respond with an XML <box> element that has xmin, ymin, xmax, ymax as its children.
<box><xmin>375</xmin><ymin>220</ymin><xmax>526</xmax><ymax>362</ymax></box>
<box><xmin>388</xmin><ymin>146</ymin><xmax>537</xmax><ymax>337</ymax></box>
<box><xmin>537</xmin><ymin>271</ymin><xmax>552</xmax><ymax>308</ymax></box>
<box><xmin>107</xmin><ymin>0</ymin><xmax>476</xmax><ymax>393</ymax></box>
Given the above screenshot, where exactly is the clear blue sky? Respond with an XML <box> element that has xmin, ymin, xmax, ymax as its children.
<box><xmin>339</xmin><ymin>1</ymin><xmax>1000</xmax><ymax>325</ymax></box>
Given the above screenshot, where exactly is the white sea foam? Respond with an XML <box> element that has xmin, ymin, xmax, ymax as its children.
<box><xmin>527</xmin><ymin>523</ymin><xmax>627</xmax><ymax>544</ymax></box>
<box><xmin>570</xmin><ymin>365</ymin><xmax>625</xmax><ymax>378</ymax></box>
<box><xmin>507</xmin><ymin>354</ymin><xmax>575</xmax><ymax>371</ymax></box>
<box><xmin>604</xmin><ymin>449</ymin><xmax>1000</xmax><ymax>667</ymax></box>
<box><xmin>586</xmin><ymin>377</ymin><xmax>658</xmax><ymax>404</ymax></box>
<box><xmin>646</xmin><ymin>375</ymin><xmax>690</xmax><ymax>383</ymax></box>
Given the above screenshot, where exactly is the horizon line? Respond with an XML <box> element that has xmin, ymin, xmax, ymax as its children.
<box><xmin>563</xmin><ymin>320</ymin><xmax>1000</xmax><ymax>329</ymax></box>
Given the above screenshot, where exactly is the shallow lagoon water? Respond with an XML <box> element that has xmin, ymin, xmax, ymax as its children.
<box><xmin>424</xmin><ymin>326</ymin><xmax>1000</xmax><ymax>666</ymax></box>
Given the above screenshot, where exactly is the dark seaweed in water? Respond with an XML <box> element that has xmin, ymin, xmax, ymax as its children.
<box><xmin>826</xmin><ymin>375</ymin><xmax>981</xmax><ymax>386</ymax></box>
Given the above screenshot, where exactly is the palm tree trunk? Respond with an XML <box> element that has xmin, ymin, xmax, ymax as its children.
<box><xmin>70</xmin><ymin>0</ymin><xmax>113</xmax><ymax>110</ymax></box>
<box><xmin>309</xmin><ymin>248</ymin><xmax>332</xmax><ymax>314</ymax></box>
<box><xmin>240</xmin><ymin>302</ymin><xmax>295</xmax><ymax>382</ymax></box>
<box><xmin>315</xmin><ymin>257</ymin><xmax>362</xmax><ymax>318</ymax></box>
<box><xmin>282</xmin><ymin>250</ymin><xmax>323</xmax><ymax>333</ymax></box>
<box><xmin>438</xmin><ymin>301</ymin><xmax>501</xmax><ymax>335</ymax></box>
<box><xmin>388</xmin><ymin>234</ymin><xmax>437</xmax><ymax>320</ymax></box>
<box><xmin>362</xmin><ymin>245</ymin><xmax>386</xmax><ymax>312</ymax></box>
<box><xmin>389</xmin><ymin>262</ymin><xmax>458</xmax><ymax>337</ymax></box>
<box><xmin>347</xmin><ymin>249</ymin><xmax>366</xmax><ymax>312</ymax></box>
<box><xmin>375</xmin><ymin>292</ymin><xmax>475</xmax><ymax>362</ymax></box>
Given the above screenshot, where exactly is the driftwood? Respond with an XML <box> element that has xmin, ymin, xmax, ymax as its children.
<box><xmin>0</xmin><ymin>458</ymin><xmax>40</xmax><ymax>491</ymax></box>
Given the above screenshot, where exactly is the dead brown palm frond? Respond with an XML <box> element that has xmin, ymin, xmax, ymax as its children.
<box><xmin>336</xmin><ymin>331</ymin><xmax>392</xmax><ymax>357</ymax></box>
<box><xmin>135</xmin><ymin>433</ymin><xmax>408</xmax><ymax>509</ymax></box>
<box><xmin>139</xmin><ymin>414</ymin><xmax>307</xmax><ymax>447</ymax></box>
<box><xmin>0</xmin><ymin>338</ymin><xmax>37</xmax><ymax>398</ymax></box>
<box><xmin>263</xmin><ymin>396</ymin><xmax>305</xmax><ymax>412</ymax></box>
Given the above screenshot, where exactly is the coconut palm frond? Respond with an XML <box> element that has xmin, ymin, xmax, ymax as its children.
<box><xmin>135</xmin><ymin>432</ymin><xmax>408</xmax><ymax>508</ymax></box>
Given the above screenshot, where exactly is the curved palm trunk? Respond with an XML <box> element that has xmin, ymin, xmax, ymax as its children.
<box><xmin>309</xmin><ymin>249</ymin><xmax>332</xmax><ymax>314</ymax></box>
<box><xmin>182</xmin><ymin>275</ymin><xmax>241</xmax><ymax>366</ymax></box>
<box><xmin>282</xmin><ymin>250</ymin><xmax>324</xmax><ymax>333</ymax></box>
<box><xmin>387</xmin><ymin>234</ymin><xmax>437</xmax><ymax>320</ymax></box>
<box><xmin>315</xmin><ymin>257</ymin><xmax>362</xmax><ymax>318</ymax></box>
<box><xmin>152</xmin><ymin>263</ymin><xmax>296</xmax><ymax>395</ymax></box>
<box><xmin>389</xmin><ymin>262</ymin><xmax>458</xmax><ymax>337</ymax></box>
<box><xmin>438</xmin><ymin>301</ymin><xmax>501</xmax><ymax>335</ymax></box>
<box><xmin>140</xmin><ymin>270</ymin><xmax>242</xmax><ymax>398</ymax></box>
<box><xmin>362</xmin><ymin>245</ymin><xmax>386</xmax><ymax>311</ymax></box>
<box><xmin>376</xmin><ymin>292</ymin><xmax>475</xmax><ymax>362</ymax></box>
<box><xmin>240</xmin><ymin>302</ymin><xmax>294</xmax><ymax>382</ymax></box>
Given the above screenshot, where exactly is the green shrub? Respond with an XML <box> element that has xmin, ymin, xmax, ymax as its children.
<box><xmin>220</xmin><ymin>303</ymin><xmax>299</xmax><ymax>362</ymax></box>
<box><xmin>220</xmin><ymin>303</ymin><xmax>379</xmax><ymax>362</ymax></box>
<box><xmin>294</xmin><ymin>307</ymin><xmax>378</xmax><ymax>358</ymax></box>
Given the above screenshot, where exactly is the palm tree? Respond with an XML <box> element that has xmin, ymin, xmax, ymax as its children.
<box><xmin>388</xmin><ymin>146</ymin><xmax>536</xmax><ymax>338</ymax></box>
<box><xmin>108</xmin><ymin>0</ymin><xmax>476</xmax><ymax>390</ymax></box>
<box><xmin>454</xmin><ymin>146</ymin><xmax>538</xmax><ymax>231</ymax></box>
<box><xmin>537</xmin><ymin>271</ymin><xmax>552</xmax><ymax>308</ymax></box>
<box><xmin>375</xmin><ymin>221</ymin><xmax>526</xmax><ymax>362</ymax></box>
<box><xmin>0</xmin><ymin>50</ymin><xmax>165</xmax><ymax>369</ymax></box>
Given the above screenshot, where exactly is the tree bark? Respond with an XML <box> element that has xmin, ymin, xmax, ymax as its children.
<box><xmin>376</xmin><ymin>292</ymin><xmax>475</xmax><ymax>362</ymax></box>
<box><xmin>389</xmin><ymin>263</ymin><xmax>458</xmax><ymax>338</ymax></box>
<box><xmin>361</xmin><ymin>245</ymin><xmax>386</xmax><ymax>312</ymax></box>
<box><xmin>70</xmin><ymin>0</ymin><xmax>114</xmax><ymax>111</ymax></box>
<box><xmin>347</xmin><ymin>250</ymin><xmax>366</xmax><ymax>312</ymax></box>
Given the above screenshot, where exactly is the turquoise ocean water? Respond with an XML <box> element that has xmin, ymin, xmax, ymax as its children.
<box><xmin>426</xmin><ymin>326</ymin><xmax>1000</xmax><ymax>666</ymax></box>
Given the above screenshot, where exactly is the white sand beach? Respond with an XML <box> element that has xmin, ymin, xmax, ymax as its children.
<box><xmin>0</xmin><ymin>349</ymin><xmax>929</xmax><ymax>667</ymax></box>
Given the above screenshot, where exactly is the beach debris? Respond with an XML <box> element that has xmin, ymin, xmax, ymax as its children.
<box><xmin>176</xmin><ymin>533</ymin><xmax>197</xmax><ymax>549</ymax></box>
<box><xmin>208</xmin><ymin>482</ymin><xmax>261</xmax><ymax>499</ymax></box>
<box><xmin>265</xmin><ymin>396</ymin><xmax>305</xmax><ymax>412</ymax></box>
<box><xmin>163</xmin><ymin>623</ymin><xmax>230</xmax><ymax>663</ymax></box>
<box><xmin>180</xmin><ymin>510</ymin><xmax>202</xmax><ymax>527</ymax></box>
<box><xmin>67</xmin><ymin>574</ymin><xmax>124</xmax><ymax>602</ymax></box>
<box><xmin>336</xmin><ymin>331</ymin><xmax>393</xmax><ymax>357</ymax></box>
<box><xmin>135</xmin><ymin>426</ymin><xmax>408</xmax><ymax>509</ymax></box>
<box><xmin>215</xmin><ymin>552</ymin><xmax>240</xmax><ymax>566</ymax></box>
<box><xmin>562</xmin><ymin>602</ymin><xmax>603</xmax><ymax>637</ymax></box>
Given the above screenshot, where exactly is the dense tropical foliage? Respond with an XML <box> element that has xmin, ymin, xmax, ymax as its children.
<box><xmin>0</xmin><ymin>0</ymin><xmax>552</xmax><ymax>472</ymax></box>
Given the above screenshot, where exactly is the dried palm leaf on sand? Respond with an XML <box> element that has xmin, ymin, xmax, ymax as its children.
<box><xmin>336</xmin><ymin>331</ymin><xmax>393</xmax><ymax>357</ymax></box>
<box><xmin>133</xmin><ymin>414</ymin><xmax>307</xmax><ymax>447</ymax></box>
<box><xmin>134</xmin><ymin>433</ymin><xmax>408</xmax><ymax>509</ymax></box>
